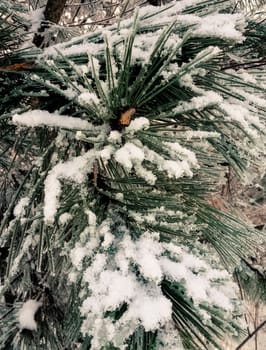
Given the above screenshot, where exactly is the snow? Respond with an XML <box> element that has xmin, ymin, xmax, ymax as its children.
<box><xmin>195</xmin><ymin>14</ymin><xmax>245</xmax><ymax>42</ymax></box>
<box><xmin>188</xmin><ymin>46</ymin><xmax>221</xmax><ymax>68</ymax></box>
<box><xmin>44</xmin><ymin>151</ymin><xmax>95</xmax><ymax>224</ymax></box>
<box><xmin>101</xmin><ymin>232</ymin><xmax>114</xmax><ymax>249</ymax></box>
<box><xmin>7</xmin><ymin>1</ymin><xmax>265</xmax><ymax>348</ymax></box>
<box><xmin>78</xmin><ymin>91</ymin><xmax>100</xmax><ymax>106</ymax></box>
<box><xmin>86</xmin><ymin>209</ymin><xmax>97</xmax><ymax>236</ymax></box>
<box><xmin>43</xmin><ymin>42</ymin><xmax>102</xmax><ymax>59</ymax></box>
<box><xmin>235</xmin><ymin>89</ymin><xmax>266</xmax><ymax>109</ymax></box>
<box><xmin>108</xmin><ymin>130</ymin><xmax>122</xmax><ymax>144</ymax></box>
<box><xmin>163</xmin><ymin>142</ymin><xmax>198</xmax><ymax>166</ymax></box>
<box><xmin>70</xmin><ymin>244</ymin><xmax>88</xmax><ymax>270</ymax></box>
<box><xmin>183</xmin><ymin>130</ymin><xmax>220</xmax><ymax>139</ymax></box>
<box><xmin>59</xmin><ymin>212</ymin><xmax>72</xmax><ymax>225</ymax></box>
<box><xmin>221</xmin><ymin>102</ymin><xmax>262</xmax><ymax>138</ymax></box>
<box><xmin>13</xmin><ymin>197</ymin><xmax>29</xmax><ymax>217</ymax></box>
<box><xmin>114</xmin><ymin>142</ymin><xmax>145</xmax><ymax>171</ymax></box>
<box><xmin>157</xmin><ymin>322</ymin><xmax>184</xmax><ymax>350</ymax></box>
<box><xmin>13</xmin><ymin>110</ymin><xmax>92</xmax><ymax>131</ymax></box>
<box><xmin>18</xmin><ymin>299</ymin><xmax>42</xmax><ymax>331</ymax></box>
<box><xmin>135</xmin><ymin>163</ymin><xmax>157</xmax><ymax>185</ymax></box>
<box><xmin>160</xmin><ymin>256</ymin><xmax>233</xmax><ymax>310</ymax></box>
<box><xmin>143</xmin><ymin>146</ymin><xmax>197</xmax><ymax>180</ymax></box>
<box><xmin>126</xmin><ymin>235</ymin><xmax>163</xmax><ymax>282</ymax></box>
<box><xmin>125</xmin><ymin>117</ymin><xmax>150</xmax><ymax>134</ymax></box>
<box><xmin>82</xmin><ymin>269</ymin><xmax>136</xmax><ymax>313</ymax></box>
<box><xmin>131</xmin><ymin>32</ymin><xmax>161</xmax><ymax>64</ymax></box>
<box><xmin>76</xmin><ymin>221</ymin><xmax>238</xmax><ymax>349</ymax></box>
<box><xmin>173</xmin><ymin>91</ymin><xmax>223</xmax><ymax>114</ymax></box>
<box><xmin>125</xmin><ymin>293</ymin><xmax>172</xmax><ymax>331</ymax></box>
<box><xmin>112</xmin><ymin>137</ymin><xmax>199</xmax><ymax>183</ymax></box>
<box><xmin>137</xmin><ymin>3</ymin><xmax>245</xmax><ymax>42</ymax></box>
<box><xmin>237</xmin><ymin>69</ymin><xmax>258</xmax><ymax>84</ymax></box>
<box><xmin>28</xmin><ymin>8</ymin><xmax>44</xmax><ymax>35</ymax></box>
<box><xmin>10</xmin><ymin>235</ymin><xmax>34</xmax><ymax>275</ymax></box>
<box><xmin>98</xmin><ymin>145</ymin><xmax>115</xmax><ymax>162</ymax></box>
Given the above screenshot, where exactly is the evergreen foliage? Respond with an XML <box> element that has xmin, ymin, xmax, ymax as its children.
<box><xmin>0</xmin><ymin>1</ymin><xmax>266</xmax><ymax>349</ymax></box>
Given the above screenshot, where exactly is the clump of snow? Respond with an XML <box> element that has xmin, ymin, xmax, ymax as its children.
<box><xmin>131</xmin><ymin>32</ymin><xmax>161</xmax><ymax>64</ymax></box>
<box><xmin>18</xmin><ymin>299</ymin><xmax>42</xmax><ymax>331</ymax></box>
<box><xmin>78</xmin><ymin>91</ymin><xmax>100</xmax><ymax>106</ymax></box>
<box><xmin>108</xmin><ymin>131</ymin><xmax>122</xmax><ymax>144</ymax></box>
<box><xmin>163</xmin><ymin>142</ymin><xmax>198</xmax><ymax>166</ymax></box>
<box><xmin>10</xmin><ymin>235</ymin><xmax>35</xmax><ymax>276</ymax></box>
<box><xmin>98</xmin><ymin>145</ymin><xmax>115</xmax><ymax>162</ymax></box>
<box><xmin>13</xmin><ymin>197</ymin><xmax>29</xmax><ymax>218</ymax></box>
<box><xmin>115</xmin><ymin>193</ymin><xmax>124</xmax><ymax>201</ymax></box>
<box><xmin>83</xmin><ymin>269</ymin><xmax>136</xmax><ymax>313</ymax></box>
<box><xmin>86</xmin><ymin>209</ymin><xmax>97</xmax><ymax>236</ymax></box>
<box><xmin>59</xmin><ymin>213</ymin><xmax>72</xmax><ymax>225</ymax></box>
<box><xmin>114</xmin><ymin>142</ymin><xmax>145</xmax><ymax>171</ymax></box>
<box><xmin>44</xmin><ymin>150</ymin><xmax>96</xmax><ymax>224</ymax></box>
<box><xmin>70</xmin><ymin>244</ymin><xmax>88</xmax><ymax>270</ymax></box>
<box><xmin>183</xmin><ymin>130</ymin><xmax>220</xmax><ymax>139</ymax></box>
<box><xmin>173</xmin><ymin>91</ymin><xmax>223</xmax><ymax>114</ymax></box>
<box><xmin>112</xmin><ymin>137</ymin><xmax>199</xmax><ymax>184</ymax></box>
<box><xmin>195</xmin><ymin>14</ymin><xmax>245</xmax><ymax>43</ymax></box>
<box><xmin>75</xmin><ymin>218</ymin><xmax>238</xmax><ymax>349</ymax></box>
<box><xmin>29</xmin><ymin>8</ymin><xmax>44</xmax><ymax>34</ymax></box>
<box><xmin>161</xmin><ymin>63</ymin><xmax>180</xmax><ymax>80</ymax></box>
<box><xmin>237</xmin><ymin>69</ymin><xmax>258</xmax><ymax>84</ymax></box>
<box><xmin>99</xmin><ymin>221</ymin><xmax>114</xmax><ymax>249</ymax></box>
<box><xmin>13</xmin><ymin>110</ymin><xmax>91</xmax><ymax>131</ymax></box>
<box><xmin>43</xmin><ymin>42</ymin><xmax>103</xmax><ymax>60</ymax></box>
<box><xmin>221</xmin><ymin>102</ymin><xmax>262</xmax><ymax>138</ymax></box>
<box><xmin>234</xmin><ymin>89</ymin><xmax>266</xmax><ymax>109</ymax></box>
<box><xmin>125</xmin><ymin>117</ymin><xmax>150</xmax><ymax>134</ymax></box>
<box><xmin>125</xmin><ymin>292</ymin><xmax>172</xmax><ymax>331</ymax></box>
<box><xmin>135</xmin><ymin>163</ymin><xmax>157</xmax><ymax>185</ymax></box>
<box><xmin>143</xmin><ymin>145</ymin><xmax>198</xmax><ymax>180</ymax></box>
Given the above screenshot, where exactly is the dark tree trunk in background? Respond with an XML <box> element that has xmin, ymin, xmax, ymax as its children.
<box><xmin>33</xmin><ymin>0</ymin><xmax>67</xmax><ymax>48</ymax></box>
<box><xmin>147</xmin><ymin>0</ymin><xmax>161</xmax><ymax>5</ymax></box>
<box><xmin>43</xmin><ymin>0</ymin><xmax>67</xmax><ymax>24</ymax></box>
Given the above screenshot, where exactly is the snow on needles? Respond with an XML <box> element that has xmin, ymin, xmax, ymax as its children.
<box><xmin>18</xmin><ymin>299</ymin><xmax>42</xmax><ymax>331</ymax></box>
<box><xmin>194</xmin><ymin>14</ymin><xmax>245</xmax><ymax>43</ymax></box>
<box><xmin>173</xmin><ymin>91</ymin><xmax>223</xmax><ymax>114</ymax></box>
<box><xmin>13</xmin><ymin>197</ymin><xmax>29</xmax><ymax>218</ymax></box>
<box><xmin>44</xmin><ymin>150</ymin><xmax>96</xmax><ymax>224</ymax></box>
<box><xmin>13</xmin><ymin>110</ymin><xmax>92</xmax><ymax>131</ymax></box>
<box><xmin>73</xmin><ymin>225</ymin><xmax>238</xmax><ymax>349</ymax></box>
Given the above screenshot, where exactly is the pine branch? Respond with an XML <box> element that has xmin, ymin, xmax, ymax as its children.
<box><xmin>1</xmin><ymin>1</ymin><xmax>266</xmax><ymax>349</ymax></box>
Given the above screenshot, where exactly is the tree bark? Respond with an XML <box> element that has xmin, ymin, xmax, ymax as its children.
<box><xmin>33</xmin><ymin>0</ymin><xmax>67</xmax><ymax>48</ymax></box>
<box><xmin>146</xmin><ymin>0</ymin><xmax>162</xmax><ymax>5</ymax></box>
<box><xmin>43</xmin><ymin>0</ymin><xmax>67</xmax><ymax>25</ymax></box>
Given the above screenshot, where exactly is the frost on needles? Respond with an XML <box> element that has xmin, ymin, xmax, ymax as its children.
<box><xmin>1</xmin><ymin>0</ymin><xmax>266</xmax><ymax>350</ymax></box>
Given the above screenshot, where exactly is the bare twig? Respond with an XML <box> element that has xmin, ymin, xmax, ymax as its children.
<box><xmin>235</xmin><ymin>320</ymin><xmax>266</xmax><ymax>350</ymax></box>
<box><xmin>222</xmin><ymin>57</ymin><xmax>266</xmax><ymax>70</ymax></box>
<box><xmin>254</xmin><ymin>302</ymin><xmax>259</xmax><ymax>350</ymax></box>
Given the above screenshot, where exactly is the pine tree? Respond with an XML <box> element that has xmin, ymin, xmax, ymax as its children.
<box><xmin>0</xmin><ymin>1</ymin><xmax>266</xmax><ymax>349</ymax></box>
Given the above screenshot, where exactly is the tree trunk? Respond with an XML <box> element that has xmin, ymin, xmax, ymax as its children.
<box><xmin>43</xmin><ymin>0</ymin><xmax>67</xmax><ymax>24</ymax></box>
<box><xmin>33</xmin><ymin>0</ymin><xmax>67</xmax><ymax>48</ymax></box>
